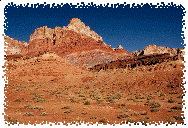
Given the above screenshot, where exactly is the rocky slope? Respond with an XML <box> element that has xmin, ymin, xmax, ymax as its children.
<box><xmin>4</xmin><ymin>36</ymin><xmax>29</xmax><ymax>55</ymax></box>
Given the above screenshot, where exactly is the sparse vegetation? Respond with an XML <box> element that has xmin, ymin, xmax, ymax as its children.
<box><xmin>167</xmin><ymin>117</ymin><xmax>176</xmax><ymax>124</ymax></box>
<box><xmin>99</xmin><ymin>117</ymin><xmax>108</xmax><ymax>123</ymax></box>
<box><xmin>84</xmin><ymin>100</ymin><xmax>91</xmax><ymax>105</ymax></box>
<box><xmin>117</xmin><ymin>113</ymin><xmax>129</xmax><ymax>119</ymax></box>
<box><xmin>23</xmin><ymin>112</ymin><xmax>34</xmax><ymax>116</ymax></box>
<box><xmin>40</xmin><ymin>112</ymin><xmax>48</xmax><ymax>116</ymax></box>
<box><xmin>90</xmin><ymin>116</ymin><xmax>97</xmax><ymax>119</ymax></box>
<box><xmin>145</xmin><ymin>101</ymin><xmax>161</xmax><ymax>108</ymax></box>
<box><xmin>168</xmin><ymin>98</ymin><xmax>176</xmax><ymax>103</ymax></box>
<box><xmin>171</xmin><ymin>106</ymin><xmax>182</xmax><ymax>110</ymax></box>
<box><xmin>64</xmin><ymin>109</ymin><xmax>73</xmax><ymax>113</ymax></box>
<box><xmin>173</xmin><ymin>116</ymin><xmax>184</xmax><ymax>120</ymax></box>
<box><xmin>131</xmin><ymin>112</ymin><xmax>139</xmax><ymax>116</ymax></box>
<box><xmin>140</xmin><ymin>111</ymin><xmax>147</xmax><ymax>115</ymax></box>
<box><xmin>8</xmin><ymin>117</ymin><xmax>17</xmax><ymax>125</ymax></box>
<box><xmin>76</xmin><ymin>116</ymin><xmax>83</xmax><ymax>122</ymax></box>
<box><xmin>139</xmin><ymin>118</ymin><xmax>149</xmax><ymax>125</ymax></box>
<box><xmin>24</xmin><ymin>105</ymin><xmax>33</xmax><ymax>109</ymax></box>
<box><xmin>151</xmin><ymin>108</ymin><xmax>159</xmax><ymax>112</ymax></box>
<box><xmin>126</xmin><ymin>117</ymin><xmax>136</xmax><ymax>123</ymax></box>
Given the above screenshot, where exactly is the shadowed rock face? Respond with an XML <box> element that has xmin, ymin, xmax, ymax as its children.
<box><xmin>4</xmin><ymin>18</ymin><xmax>132</xmax><ymax>68</ymax></box>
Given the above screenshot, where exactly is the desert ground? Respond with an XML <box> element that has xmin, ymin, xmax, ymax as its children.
<box><xmin>4</xmin><ymin>53</ymin><xmax>185</xmax><ymax>125</ymax></box>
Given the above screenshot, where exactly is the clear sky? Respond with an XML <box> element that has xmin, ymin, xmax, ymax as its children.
<box><xmin>4</xmin><ymin>2</ymin><xmax>185</xmax><ymax>52</ymax></box>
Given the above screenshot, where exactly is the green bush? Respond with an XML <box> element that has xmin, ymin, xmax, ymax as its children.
<box><xmin>64</xmin><ymin>109</ymin><xmax>72</xmax><ymax>113</ymax></box>
<box><xmin>24</xmin><ymin>105</ymin><xmax>33</xmax><ymax>109</ymax></box>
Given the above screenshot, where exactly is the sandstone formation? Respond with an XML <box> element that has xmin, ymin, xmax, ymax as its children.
<box><xmin>4</xmin><ymin>35</ymin><xmax>29</xmax><ymax>55</ymax></box>
<box><xmin>67</xmin><ymin>18</ymin><xmax>103</xmax><ymax>41</ymax></box>
<box><xmin>132</xmin><ymin>45</ymin><xmax>185</xmax><ymax>57</ymax></box>
<box><xmin>4</xmin><ymin>18</ymin><xmax>132</xmax><ymax>68</ymax></box>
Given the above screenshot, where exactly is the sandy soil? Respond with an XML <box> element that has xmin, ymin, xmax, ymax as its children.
<box><xmin>4</xmin><ymin>53</ymin><xmax>185</xmax><ymax>125</ymax></box>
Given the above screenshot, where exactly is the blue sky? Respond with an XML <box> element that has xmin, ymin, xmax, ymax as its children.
<box><xmin>4</xmin><ymin>2</ymin><xmax>185</xmax><ymax>52</ymax></box>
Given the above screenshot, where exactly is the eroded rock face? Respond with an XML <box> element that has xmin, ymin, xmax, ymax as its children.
<box><xmin>26</xmin><ymin>18</ymin><xmax>133</xmax><ymax>68</ymax></box>
<box><xmin>4</xmin><ymin>18</ymin><xmax>133</xmax><ymax>68</ymax></box>
<box><xmin>131</xmin><ymin>45</ymin><xmax>185</xmax><ymax>57</ymax></box>
<box><xmin>143</xmin><ymin>45</ymin><xmax>177</xmax><ymax>56</ymax></box>
<box><xmin>67</xmin><ymin>18</ymin><xmax>103</xmax><ymax>41</ymax></box>
<box><xmin>4</xmin><ymin>36</ymin><xmax>29</xmax><ymax>55</ymax></box>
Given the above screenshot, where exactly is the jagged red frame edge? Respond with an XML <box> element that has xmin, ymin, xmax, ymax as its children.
<box><xmin>0</xmin><ymin>0</ymin><xmax>188</xmax><ymax>127</ymax></box>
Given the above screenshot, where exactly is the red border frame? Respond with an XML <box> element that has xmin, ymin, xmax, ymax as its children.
<box><xmin>0</xmin><ymin>0</ymin><xmax>188</xmax><ymax>127</ymax></box>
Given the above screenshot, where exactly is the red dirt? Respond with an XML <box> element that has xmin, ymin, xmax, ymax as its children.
<box><xmin>4</xmin><ymin>53</ymin><xmax>185</xmax><ymax>125</ymax></box>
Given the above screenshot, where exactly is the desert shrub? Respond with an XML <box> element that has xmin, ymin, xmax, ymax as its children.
<box><xmin>147</xmin><ymin>95</ymin><xmax>155</xmax><ymax>100</ymax></box>
<box><xmin>85</xmin><ymin>86</ymin><xmax>90</xmax><ymax>89</ymax></box>
<box><xmin>139</xmin><ymin>118</ymin><xmax>149</xmax><ymax>125</ymax></box>
<box><xmin>84</xmin><ymin>100</ymin><xmax>91</xmax><ymax>105</ymax></box>
<box><xmin>90</xmin><ymin>116</ymin><xmax>97</xmax><ymax>119</ymax></box>
<box><xmin>140</xmin><ymin>111</ymin><xmax>147</xmax><ymax>115</ymax></box>
<box><xmin>70</xmin><ymin>98</ymin><xmax>76</xmax><ymax>102</ymax></box>
<box><xmin>23</xmin><ymin>112</ymin><xmax>34</xmax><ymax>116</ymax></box>
<box><xmin>40</xmin><ymin>112</ymin><xmax>48</xmax><ymax>116</ymax></box>
<box><xmin>169</xmin><ymin>91</ymin><xmax>177</xmax><ymax>94</ymax></box>
<box><xmin>136</xmin><ymin>94</ymin><xmax>145</xmax><ymax>99</ymax></box>
<box><xmin>127</xmin><ymin>97</ymin><xmax>134</xmax><ymax>100</ymax></box>
<box><xmin>168</xmin><ymin>110</ymin><xmax>174</xmax><ymax>112</ymax></box>
<box><xmin>76</xmin><ymin>116</ymin><xmax>83</xmax><ymax>122</ymax></box>
<box><xmin>99</xmin><ymin>117</ymin><xmax>108</xmax><ymax>123</ymax></box>
<box><xmin>159</xmin><ymin>93</ymin><xmax>165</xmax><ymax>97</ymax></box>
<box><xmin>24</xmin><ymin>105</ymin><xmax>33</xmax><ymax>109</ymax></box>
<box><xmin>167</xmin><ymin>117</ymin><xmax>176</xmax><ymax>124</ymax></box>
<box><xmin>78</xmin><ymin>94</ymin><xmax>85</xmax><ymax>97</ymax></box>
<box><xmin>81</xmin><ymin>110</ymin><xmax>88</xmax><ymax>115</ymax></box>
<box><xmin>122</xmin><ymin>109</ymin><xmax>128</xmax><ymax>112</ymax></box>
<box><xmin>173</xmin><ymin>116</ymin><xmax>184</xmax><ymax>120</ymax></box>
<box><xmin>113</xmin><ymin>93</ymin><xmax>121</xmax><ymax>99</ymax></box>
<box><xmin>106</xmin><ymin>97</ymin><xmax>116</xmax><ymax>104</ymax></box>
<box><xmin>146</xmin><ymin>101</ymin><xmax>161</xmax><ymax>108</ymax></box>
<box><xmin>133</xmin><ymin>99</ymin><xmax>139</xmax><ymax>102</ymax></box>
<box><xmin>36</xmin><ymin>98</ymin><xmax>45</xmax><ymax>102</ymax></box>
<box><xmin>120</xmin><ymin>103</ymin><xmax>126</xmax><ymax>106</ymax></box>
<box><xmin>61</xmin><ymin>106</ymin><xmax>70</xmax><ymax>109</ymax></box>
<box><xmin>30</xmin><ymin>92</ymin><xmax>36</xmax><ymax>95</ymax></box>
<box><xmin>151</xmin><ymin>108</ymin><xmax>159</xmax><ymax>112</ymax></box>
<box><xmin>126</xmin><ymin>117</ymin><xmax>136</xmax><ymax>123</ymax></box>
<box><xmin>171</xmin><ymin>106</ymin><xmax>182</xmax><ymax>110</ymax></box>
<box><xmin>178</xmin><ymin>101</ymin><xmax>183</xmax><ymax>104</ymax></box>
<box><xmin>168</xmin><ymin>98</ymin><xmax>176</xmax><ymax>103</ymax></box>
<box><xmin>64</xmin><ymin>109</ymin><xmax>73</xmax><ymax>113</ymax></box>
<box><xmin>117</xmin><ymin>113</ymin><xmax>129</xmax><ymax>119</ymax></box>
<box><xmin>131</xmin><ymin>112</ymin><xmax>139</xmax><ymax>116</ymax></box>
<box><xmin>96</xmin><ymin>99</ymin><xmax>103</xmax><ymax>104</ymax></box>
<box><xmin>177</xmin><ymin>94</ymin><xmax>184</xmax><ymax>98</ymax></box>
<box><xmin>94</xmin><ymin>95</ymin><xmax>101</xmax><ymax>100</ymax></box>
<box><xmin>8</xmin><ymin>117</ymin><xmax>17</xmax><ymax>125</ymax></box>
<box><xmin>14</xmin><ymin>98</ymin><xmax>21</xmax><ymax>102</ymax></box>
